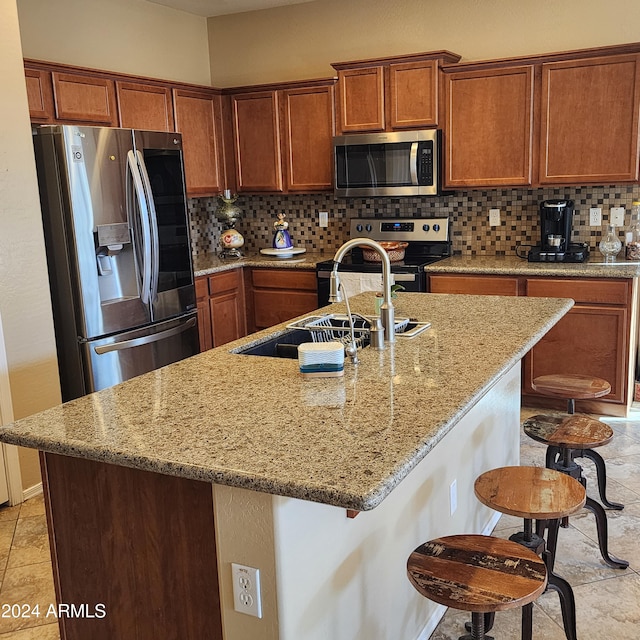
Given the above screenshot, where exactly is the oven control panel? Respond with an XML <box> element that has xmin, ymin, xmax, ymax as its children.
<box><xmin>350</xmin><ymin>217</ymin><xmax>450</xmax><ymax>243</ymax></box>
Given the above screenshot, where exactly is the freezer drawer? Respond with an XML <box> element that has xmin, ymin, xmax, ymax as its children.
<box><xmin>77</xmin><ymin>314</ymin><xmax>199</xmax><ymax>398</ymax></box>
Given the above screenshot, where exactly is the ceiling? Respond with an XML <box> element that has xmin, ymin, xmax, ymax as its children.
<box><xmin>146</xmin><ymin>0</ymin><xmax>317</xmax><ymax>17</ymax></box>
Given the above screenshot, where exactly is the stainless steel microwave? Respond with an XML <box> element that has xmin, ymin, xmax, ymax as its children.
<box><xmin>333</xmin><ymin>129</ymin><xmax>442</xmax><ymax>197</ymax></box>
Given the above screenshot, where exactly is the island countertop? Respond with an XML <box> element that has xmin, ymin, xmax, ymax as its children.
<box><xmin>0</xmin><ymin>292</ymin><xmax>573</xmax><ymax>511</ymax></box>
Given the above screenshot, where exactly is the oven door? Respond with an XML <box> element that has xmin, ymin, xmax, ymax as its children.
<box><xmin>316</xmin><ymin>267</ymin><xmax>424</xmax><ymax>307</ymax></box>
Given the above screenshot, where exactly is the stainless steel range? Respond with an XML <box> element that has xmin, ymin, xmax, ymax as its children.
<box><xmin>316</xmin><ymin>217</ymin><xmax>451</xmax><ymax>306</ymax></box>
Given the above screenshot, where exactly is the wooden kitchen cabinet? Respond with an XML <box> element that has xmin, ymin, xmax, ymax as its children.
<box><xmin>195</xmin><ymin>270</ymin><xmax>246</xmax><ymax>352</ymax></box>
<box><xmin>230</xmin><ymin>90</ymin><xmax>283</xmax><ymax>192</ymax></box>
<box><xmin>24</xmin><ymin>67</ymin><xmax>54</xmax><ymax>123</ymax></box>
<box><xmin>246</xmin><ymin>268</ymin><xmax>318</xmax><ymax>332</ymax></box>
<box><xmin>332</xmin><ymin>52</ymin><xmax>461</xmax><ymax>134</ymax></box>
<box><xmin>539</xmin><ymin>53</ymin><xmax>640</xmax><ymax>184</ymax></box>
<box><xmin>427</xmin><ymin>273</ymin><xmax>637</xmax><ymax>415</ymax></box>
<box><xmin>116</xmin><ymin>81</ymin><xmax>174</xmax><ymax>131</ymax></box>
<box><xmin>51</xmin><ymin>71</ymin><xmax>118</xmax><ymax>126</ymax></box>
<box><xmin>443</xmin><ymin>65</ymin><xmax>535</xmax><ymax>188</ymax></box>
<box><xmin>173</xmin><ymin>88</ymin><xmax>225</xmax><ymax>197</ymax></box>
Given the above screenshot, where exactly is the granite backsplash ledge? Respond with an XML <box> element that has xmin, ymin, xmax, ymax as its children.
<box><xmin>188</xmin><ymin>184</ymin><xmax>640</xmax><ymax>259</ymax></box>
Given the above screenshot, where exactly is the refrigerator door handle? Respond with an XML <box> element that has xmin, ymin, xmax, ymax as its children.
<box><xmin>93</xmin><ymin>317</ymin><xmax>197</xmax><ymax>354</ymax></box>
<box><xmin>136</xmin><ymin>150</ymin><xmax>160</xmax><ymax>305</ymax></box>
<box><xmin>127</xmin><ymin>150</ymin><xmax>153</xmax><ymax>305</ymax></box>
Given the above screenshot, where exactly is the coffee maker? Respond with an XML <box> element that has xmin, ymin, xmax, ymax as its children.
<box><xmin>528</xmin><ymin>199</ymin><xmax>589</xmax><ymax>262</ymax></box>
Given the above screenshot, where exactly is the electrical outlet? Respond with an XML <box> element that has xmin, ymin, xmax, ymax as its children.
<box><xmin>489</xmin><ymin>208</ymin><xmax>501</xmax><ymax>227</ymax></box>
<box><xmin>318</xmin><ymin>211</ymin><xmax>328</xmax><ymax>228</ymax></box>
<box><xmin>449</xmin><ymin>479</ymin><xmax>457</xmax><ymax>516</ymax></box>
<box><xmin>610</xmin><ymin>207</ymin><xmax>625</xmax><ymax>227</ymax></box>
<box><xmin>232</xmin><ymin>563</ymin><xmax>262</xmax><ymax>618</ymax></box>
<box><xmin>589</xmin><ymin>207</ymin><xmax>602</xmax><ymax>226</ymax></box>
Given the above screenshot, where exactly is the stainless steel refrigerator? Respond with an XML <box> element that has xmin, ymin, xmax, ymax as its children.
<box><xmin>33</xmin><ymin>125</ymin><xmax>199</xmax><ymax>401</ymax></box>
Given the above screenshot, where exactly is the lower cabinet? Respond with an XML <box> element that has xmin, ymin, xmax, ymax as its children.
<box><xmin>427</xmin><ymin>273</ymin><xmax>637</xmax><ymax>414</ymax></box>
<box><xmin>246</xmin><ymin>268</ymin><xmax>318</xmax><ymax>332</ymax></box>
<box><xmin>195</xmin><ymin>270</ymin><xmax>246</xmax><ymax>352</ymax></box>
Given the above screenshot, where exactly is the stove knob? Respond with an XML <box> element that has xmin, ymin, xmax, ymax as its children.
<box><xmin>422</xmin><ymin>224</ymin><xmax>430</xmax><ymax>231</ymax></box>
<box><xmin>365</xmin><ymin>224</ymin><xmax>372</xmax><ymax>232</ymax></box>
<box><xmin>433</xmin><ymin>224</ymin><xmax>440</xmax><ymax>232</ymax></box>
<box><xmin>356</xmin><ymin>224</ymin><xmax>363</xmax><ymax>233</ymax></box>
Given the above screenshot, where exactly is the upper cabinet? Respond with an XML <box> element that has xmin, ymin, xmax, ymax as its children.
<box><xmin>332</xmin><ymin>52</ymin><xmax>461</xmax><ymax>134</ymax></box>
<box><xmin>51</xmin><ymin>72</ymin><xmax>118</xmax><ymax>126</ymax></box>
<box><xmin>173</xmin><ymin>88</ymin><xmax>225</xmax><ymax>197</ymax></box>
<box><xmin>116</xmin><ymin>81</ymin><xmax>174</xmax><ymax>132</ymax></box>
<box><xmin>24</xmin><ymin>68</ymin><xmax>54</xmax><ymax>123</ymax></box>
<box><xmin>228</xmin><ymin>79</ymin><xmax>335</xmax><ymax>194</ymax></box>
<box><xmin>539</xmin><ymin>53</ymin><xmax>640</xmax><ymax>185</ymax></box>
<box><xmin>443</xmin><ymin>65</ymin><xmax>535</xmax><ymax>188</ymax></box>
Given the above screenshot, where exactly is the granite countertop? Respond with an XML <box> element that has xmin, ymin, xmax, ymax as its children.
<box><xmin>0</xmin><ymin>292</ymin><xmax>572</xmax><ymax>511</ymax></box>
<box><xmin>426</xmin><ymin>254</ymin><xmax>640</xmax><ymax>278</ymax></box>
<box><xmin>193</xmin><ymin>251</ymin><xmax>333</xmax><ymax>277</ymax></box>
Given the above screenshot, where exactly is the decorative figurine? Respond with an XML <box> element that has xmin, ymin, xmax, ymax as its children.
<box><xmin>216</xmin><ymin>190</ymin><xmax>244</xmax><ymax>259</ymax></box>
<box><xmin>273</xmin><ymin>212</ymin><xmax>293</xmax><ymax>250</ymax></box>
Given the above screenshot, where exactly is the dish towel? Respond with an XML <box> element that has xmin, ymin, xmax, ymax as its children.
<box><xmin>337</xmin><ymin>272</ymin><xmax>389</xmax><ymax>298</ymax></box>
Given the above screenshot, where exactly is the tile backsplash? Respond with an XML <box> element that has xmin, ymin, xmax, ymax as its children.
<box><xmin>188</xmin><ymin>185</ymin><xmax>640</xmax><ymax>258</ymax></box>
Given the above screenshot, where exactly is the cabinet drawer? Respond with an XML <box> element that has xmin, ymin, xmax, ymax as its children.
<box><xmin>208</xmin><ymin>269</ymin><xmax>241</xmax><ymax>295</ymax></box>
<box><xmin>428</xmin><ymin>274</ymin><xmax>519</xmax><ymax>296</ymax></box>
<box><xmin>526</xmin><ymin>278</ymin><xmax>631</xmax><ymax>305</ymax></box>
<box><xmin>251</xmin><ymin>269</ymin><xmax>317</xmax><ymax>291</ymax></box>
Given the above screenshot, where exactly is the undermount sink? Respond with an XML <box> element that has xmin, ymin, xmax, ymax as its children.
<box><xmin>231</xmin><ymin>314</ymin><xmax>431</xmax><ymax>359</ymax></box>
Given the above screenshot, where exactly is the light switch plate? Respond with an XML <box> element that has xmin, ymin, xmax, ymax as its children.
<box><xmin>610</xmin><ymin>207</ymin><xmax>625</xmax><ymax>227</ymax></box>
<box><xmin>318</xmin><ymin>211</ymin><xmax>328</xmax><ymax>228</ymax></box>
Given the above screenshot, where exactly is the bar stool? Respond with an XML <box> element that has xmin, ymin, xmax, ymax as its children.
<box><xmin>531</xmin><ymin>373</ymin><xmax>611</xmax><ymax>415</ymax></box>
<box><xmin>522</xmin><ymin>412</ymin><xmax>628</xmax><ymax>569</ymax></box>
<box><xmin>407</xmin><ymin>534</ymin><xmax>547</xmax><ymax>640</ymax></box>
<box><xmin>474</xmin><ymin>466</ymin><xmax>586</xmax><ymax>640</ymax></box>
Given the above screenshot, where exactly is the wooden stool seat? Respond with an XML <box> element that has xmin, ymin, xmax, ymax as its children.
<box><xmin>475</xmin><ymin>466</ymin><xmax>586</xmax><ymax>521</ymax></box>
<box><xmin>408</xmin><ymin>534</ymin><xmax>547</xmax><ymax>640</ymax></box>
<box><xmin>532</xmin><ymin>374</ymin><xmax>611</xmax><ymax>400</ymax></box>
<box><xmin>523</xmin><ymin>414</ymin><xmax>613</xmax><ymax>450</ymax></box>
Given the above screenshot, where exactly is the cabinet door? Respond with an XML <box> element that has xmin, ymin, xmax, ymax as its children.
<box><xmin>209</xmin><ymin>270</ymin><xmax>246</xmax><ymax>347</ymax></box>
<box><xmin>336</xmin><ymin>67</ymin><xmax>385</xmax><ymax>133</ymax></box>
<box><xmin>540</xmin><ymin>54</ymin><xmax>640</xmax><ymax>184</ymax></box>
<box><xmin>522</xmin><ymin>305</ymin><xmax>628</xmax><ymax>403</ymax></box>
<box><xmin>388</xmin><ymin>60</ymin><xmax>438</xmax><ymax>129</ymax></box>
<box><xmin>231</xmin><ymin>91</ymin><xmax>283</xmax><ymax>192</ymax></box>
<box><xmin>195</xmin><ymin>277</ymin><xmax>213</xmax><ymax>352</ymax></box>
<box><xmin>173</xmin><ymin>88</ymin><xmax>224</xmax><ymax>197</ymax></box>
<box><xmin>117</xmin><ymin>81</ymin><xmax>174</xmax><ymax>131</ymax></box>
<box><xmin>24</xmin><ymin>68</ymin><xmax>54</xmax><ymax>123</ymax></box>
<box><xmin>281</xmin><ymin>85</ymin><xmax>334</xmax><ymax>192</ymax></box>
<box><xmin>428</xmin><ymin>274</ymin><xmax>520</xmax><ymax>295</ymax></box>
<box><xmin>51</xmin><ymin>72</ymin><xmax>118</xmax><ymax>125</ymax></box>
<box><xmin>444</xmin><ymin>66</ymin><xmax>534</xmax><ymax>187</ymax></box>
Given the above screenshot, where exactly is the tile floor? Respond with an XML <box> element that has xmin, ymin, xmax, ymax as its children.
<box><xmin>0</xmin><ymin>408</ymin><xmax>638</xmax><ymax>639</ymax></box>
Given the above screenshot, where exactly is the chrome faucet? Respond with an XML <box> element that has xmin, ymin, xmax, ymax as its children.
<box><xmin>329</xmin><ymin>238</ymin><xmax>395</xmax><ymax>343</ymax></box>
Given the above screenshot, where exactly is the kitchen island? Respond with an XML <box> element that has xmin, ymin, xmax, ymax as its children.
<box><xmin>0</xmin><ymin>292</ymin><xmax>572</xmax><ymax>640</ymax></box>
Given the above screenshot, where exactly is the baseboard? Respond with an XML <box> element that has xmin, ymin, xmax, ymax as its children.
<box><xmin>22</xmin><ymin>482</ymin><xmax>43</xmax><ymax>501</ymax></box>
<box><xmin>482</xmin><ymin>510</ymin><xmax>502</xmax><ymax>535</ymax></box>
<box><xmin>414</xmin><ymin>604</ymin><xmax>448</xmax><ymax>640</ymax></box>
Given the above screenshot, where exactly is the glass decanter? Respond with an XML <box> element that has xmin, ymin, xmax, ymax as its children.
<box><xmin>599</xmin><ymin>224</ymin><xmax>622</xmax><ymax>262</ymax></box>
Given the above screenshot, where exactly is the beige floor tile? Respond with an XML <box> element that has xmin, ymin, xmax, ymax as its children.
<box><xmin>0</xmin><ymin>622</ymin><xmax>59</xmax><ymax>639</ymax></box>
<box><xmin>0</xmin><ymin>562</ymin><xmax>56</xmax><ymax>634</ymax></box>
<box><xmin>0</xmin><ymin>521</ymin><xmax>16</xmax><ymax>574</ymax></box>
<box><xmin>16</xmin><ymin>497</ymin><xmax>45</xmax><ymax>521</ymax></box>
<box><xmin>0</xmin><ymin>507</ymin><xmax>20</xmax><ymax>526</ymax></box>
<box><xmin>604</xmin><ymin>453</ymin><xmax>640</xmax><ymax>496</ymax></box>
<box><xmin>6</xmin><ymin>517</ymin><xmax>50</xmax><ymax>570</ymax></box>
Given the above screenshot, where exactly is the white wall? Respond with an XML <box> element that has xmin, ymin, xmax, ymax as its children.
<box><xmin>208</xmin><ymin>0</ymin><xmax>640</xmax><ymax>86</ymax></box>
<box><xmin>0</xmin><ymin>0</ymin><xmax>61</xmax><ymax>489</ymax></box>
<box><xmin>17</xmin><ymin>0</ymin><xmax>211</xmax><ymax>85</ymax></box>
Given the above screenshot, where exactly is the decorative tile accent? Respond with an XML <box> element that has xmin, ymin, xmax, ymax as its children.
<box><xmin>188</xmin><ymin>185</ymin><xmax>640</xmax><ymax>258</ymax></box>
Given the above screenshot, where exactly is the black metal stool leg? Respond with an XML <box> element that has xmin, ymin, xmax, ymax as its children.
<box><xmin>543</xmin><ymin>550</ymin><xmax>578</xmax><ymax>640</ymax></box>
<box><xmin>546</xmin><ymin>444</ymin><xmax>562</xmax><ymax>468</ymax></box>
<box><xmin>584</xmin><ymin>496</ymin><xmax>629</xmax><ymax>569</ymax></box>
<box><xmin>580</xmin><ymin>448</ymin><xmax>624</xmax><ymax>510</ymax></box>
<box><xmin>522</xmin><ymin>602</ymin><xmax>533</xmax><ymax>640</ymax></box>
<box><xmin>460</xmin><ymin>612</ymin><xmax>494</xmax><ymax>640</ymax></box>
<box><xmin>462</xmin><ymin>613</ymin><xmax>495</xmax><ymax>638</ymax></box>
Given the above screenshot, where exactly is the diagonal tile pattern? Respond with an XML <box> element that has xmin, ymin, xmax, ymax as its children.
<box><xmin>0</xmin><ymin>407</ymin><xmax>637</xmax><ymax>639</ymax></box>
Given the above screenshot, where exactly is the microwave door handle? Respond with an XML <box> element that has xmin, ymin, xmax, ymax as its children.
<box><xmin>136</xmin><ymin>150</ymin><xmax>160</xmax><ymax>305</ymax></box>
<box><xmin>410</xmin><ymin>142</ymin><xmax>419</xmax><ymax>185</ymax></box>
<box><xmin>127</xmin><ymin>150</ymin><xmax>152</xmax><ymax>305</ymax></box>
<box><xmin>367</xmin><ymin>154</ymin><xmax>378</xmax><ymax>187</ymax></box>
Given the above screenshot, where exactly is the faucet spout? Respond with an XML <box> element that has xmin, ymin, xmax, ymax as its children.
<box><xmin>331</xmin><ymin>238</ymin><xmax>395</xmax><ymax>342</ymax></box>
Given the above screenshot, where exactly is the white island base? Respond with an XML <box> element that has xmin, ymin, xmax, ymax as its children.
<box><xmin>213</xmin><ymin>363</ymin><xmax>521</xmax><ymax>640</ymax></box>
